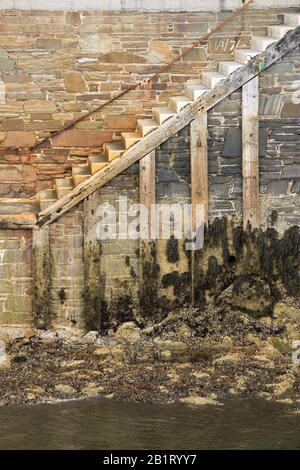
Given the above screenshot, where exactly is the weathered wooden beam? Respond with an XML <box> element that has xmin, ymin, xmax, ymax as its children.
<box><xmin>190</xmin><ymin>113</ymin><xmax>208</xmax><ymax>302</ymax></box>
<box><xmin>139</xmin><ymin>151</ymin><xmax>156</xmax><ymax>240</ymax></box>
<box><xmin>242</xmin><ymin>76</ymin><xmax>259</xmax><ymax>229</ymax></box>
<box><xmin>190</xmin><ymin>112</ymin><xmax>208</xmax><ymax>230</ymax></box>
<box><xmin>138</xmin><ymin>151</ymin><xmax>158</xmax><ymax>317</ymax></box>
<box><xmin>32</xmin><ymin>226</ymin><xmax>51</xmax><ymax>329</ymax></box>
<box><xmin>37</xmin><ymin>26</ymin><xmax>300</xmax><ymax>227</ymax></box>
<box><xmin>83</xmin><ymin>191</ymin><xmax>104</xmax><ymax>332</ymax></box>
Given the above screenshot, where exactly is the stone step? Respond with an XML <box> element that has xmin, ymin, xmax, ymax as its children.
<box><xmin>104</xmin><ymin>142</ymin><xmax>125</xmax><ymax>161</ymax></box>
<box><xmin>202</xmin><ymin>71</ymin><xmax>226</xmax><ymax>88</ymax></box>
<box><xmin>268</xmin><ymin>25</ymin><xmax>293</xmax><ymax>40</ymax></box>
<box><xmin>252</xmin><ymin>35</ymin><xmax>277</xmax><ymax>51</ymax></box>
<box><xmin>137</xmin><ymin>119</ymin><xmax>158</xmax><ymax>137</ymax></box>
<box><xmin>234</xmin><ymin>48</ymin><xmax>259</xmax><ymax>64</ymax></box>
<box><xmin>55</xmin><ymin>177</ymin><xmax>74</xmax><ymax>199</ymax></box>
<box><xmin>38</xmin><ymin>189</ymin><xmax>57</xmax><ymax>210</ymax></box>
<box><xmin>72</xmin><ymin>165</ymin><xmax>91</xmax><ymax>186</ymax></box>
<box><xmin>153</xmin><ymin>107</ymin><xmax>175</xmax><ymax>125</ymax></box>
<box><xmin>0</xmin><ymin>199</ymin><xmax>39</xmax><ymax>225</ymax></box>
<box><xmin>184</xmin><ymin>83</ymin><xmax>208</xmax><ymax>100</ymax></box>
<box><xmin>88</xmin><ymin>155</ymin><xmax>108</xmax><ymax>174</ymax></box>
<box><xmin>169</xmin><ymin>96</ymin><xmax>193</xmax><ymax>113</ymax></box>
<box><xmin>121</xmin><ymin>132</ymin><xmax>142</xmax><ymax>150</ymax></box>
<box><xmin>284</xmin><ymin>13</ymin><xmax>300</xmax><ymax>27</ymax></box>
<box><xmin>218</xmin><ymin>61</ymin><xmax>243</xmax><ymax>76</ymax></box>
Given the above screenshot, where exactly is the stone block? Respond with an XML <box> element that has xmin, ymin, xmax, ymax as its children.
<box><xmin>148</xmin><ymin>41</ymin><xmax>172</xmax><ymax>63</ymax></box>
<box><xmin>79</xmin><ymin>34</ymin><xmax>112</xmax><ymax>53</ymax></box>
<box><xmin>24</xmin><ymin>100</ymin><xmax>57</xmax><ymax>113</ymax></box>
<box><xmin>64</xmin><ymin>72</ymin><xmax>87</xmax><ymax>93</ymax></box>
<box><xmin>36</xmin><ymin>39</ymin><xmax>62</xmax><ymax>49</ymax></box>
<box><xmin>1</xmin><ymin>132</ymin><xmax>36</xmax><ymax>148</ymax></box>
<box><xmin>52</xmin><ymin>130</ymin><xmax>113</xmax><ymax>147</ymax></box>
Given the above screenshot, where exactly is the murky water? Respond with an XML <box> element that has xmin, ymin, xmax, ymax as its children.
<box><xmin>0</xmin><ymin>398</ymin><xmax>299</xmax><ymax>449</ymax></box>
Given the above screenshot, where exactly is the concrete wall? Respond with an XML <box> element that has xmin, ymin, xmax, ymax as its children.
<box><xmin>1</xmin><ymin>1</ymin><xmax>299</xmax><ymax>12</ymax></box>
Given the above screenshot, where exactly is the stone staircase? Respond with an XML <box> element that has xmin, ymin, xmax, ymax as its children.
<box><xmin>1</xmin><ymin>11</ymin><xmax>300</xmax><ymax>225</ymax></box>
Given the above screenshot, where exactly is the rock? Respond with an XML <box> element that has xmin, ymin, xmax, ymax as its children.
<box><xmin>81</xmin><ymin>384</ymin><xmax>104</xmax><ymax>397</ymax></box>
<box><xmin>115</xmin><ymin>322</ymin><xmax>141</xmax><ymax>343</ymax></box>
<box><xmin>55</xmin><ymin>329</ymin><xmax>75</xmax><ymax>340</ymax></box>
<box><xmin>26</xmin><ymin>386</ymin><xmax>45</xmax><ymax>395</ymax></box>
<box><xmin>0</xmin><ymin>327</ymin><xmax>34</xmax><ymax>343</ymax></box>
<box><xmin>180</xmin><ymin>396</ymin><xmax>220</xmax><ymax>406</ymax></box>
<box><xmin>39</xmin><ymin>331</ymin><xmax>57</xmax><ymax>344</ymax></box>
<box><xmin>160</xmin><ymin>350</ymin><xmax>172</xmax><ymax>362</ymax></box>
<box><xmin>0</xmin><ymin>331</ymin><xmax>10</xmax><ymax>347</ymax></box>
<box><xmin>213</xmin><ymin>353</ymin><xmax>241</xmax><ymax>366</ymax></box>
<box><xmin>94</xmin><ymin>347</ymin><xmax>111</xmax><ymax>359</ymax></box>
<box><xmin>141</xmin><ymin>326</ymin><xmax>155</xmax><ymax>336</ymax></box>
<box><xmin>217</xmin><ymin>275</ymin><xmax>273</xmax><ymax>317</ymax></box>
<box><xmin>274</xmin><ymin>302</ymin><xmax>300</xmax><ymax>322</ymax></box>
<box><xmin>60</xmin><ymin>360</ymin><xmax>86</xmax><ymax>369</ymax></box>
<box><xmin>178</xmin><ymin>324</ymin><xmax>192</xmax><ymax>338</ymax></box>
<box><xmin>82</xmin><ymin>331</ymin><xmax>99</xmax><ymax>343</ymax></box>
<box><xmin>12</xmin><ymin>352</ymin><xmax>27</xmax><ymax>363</ymax></box>
<box><xmin>258</xmin><ymin>341</ymin><xmax>283</xmax><ymax>360</ymax></box>
<box><xmin>0</xmin><ymin>353</ymin><xmax>10</xmax><ymax>370</ymax></box>
<box><xmin>192</xmin><ymin>371</ymin><xmax>210</xmax><ymax>381</ymax></box>
<box><xmin>26</xmin><ymin>393</ymin><xmax>36</xmax><ymax>401</ymax></box>
<box><xmin>273</xmin><ymin>374</ymin><xmax>295</xmax><ymax>398</ymax></box>
<box><xmin>55</xmin><ymin>384</ymin><xmax>76</xmax><ymax>395</ymax></box>
<box><xmin>154</xmin><ymin>339</ymin><xmax>188</xmax><ymax>355</ymax></box>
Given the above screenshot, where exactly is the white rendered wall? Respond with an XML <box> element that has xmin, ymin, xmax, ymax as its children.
<box><xmin>1</xmin><ymin>1</ymin><xmax>299</xmax><ymax>12</ymax></box>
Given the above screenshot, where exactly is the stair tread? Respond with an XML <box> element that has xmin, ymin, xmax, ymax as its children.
<box><xmin>268</xmin><ymin>25</ymin><xmax>293</xmax><ymax>36</ymax></box>
<box><xmin>89</xmin><ymin>154</ymin><xmax>107</xmax><ymax>162</ymax></box>
<box><xmin>169</xmin><ymin>95</ymin><xmax>193</xmax><ymax>112</ymax></box>
<box><xmin>72</xmin><ymin>165</ymin><xmax>90</xmax><ymax>175</ymax></box>
<box><xmin>105</xmin><ymin>142</ymin><xmax>124</xmax><ymax>150</ymax></box>
<box><xmin>39</xmin><ymin>189</ymin><xmax>57</xmax><ymax>200</ymax></box>
<box><xmin>0</xmin><ymin>199</ymin><xmax>39</xmax><ymax>215</ymax></box>
<box><xmin>185</xmin><ymin>83</ymin><xmax>208</xmax><ymax>90</ymax></box>
<box><xmin>55</xmin><ymin>177</ymin><xmax>74</xmax><ymax>187</ymax></box>
<box><xmin>219</xmin><ymin>61</ymin><xmax>243</xmax><ymax>72</ymax></box>
<box><xmin>137</xmin><ymin>118</ymin><xmax>158</xmax><ymax>126</ymax></box>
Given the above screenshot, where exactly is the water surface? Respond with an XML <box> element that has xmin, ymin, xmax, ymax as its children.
<box><xmin>0</xmin><ymin>398</ymin><xmax>299</xmax><ymax>450</ymax></box>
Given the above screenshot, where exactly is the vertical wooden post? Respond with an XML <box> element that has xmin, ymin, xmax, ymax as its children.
<box><xmin>139</xmin><ymin>151</ymin><xmax>157</xmax><ymax>317</ymax></box>
<box><xmin>83</xmin><ymin>191</ymin><xmax>103</xmax><ymax>331</ymax></box>
<box><xmin>32</xmin><ymin>226</ymin><xmax>51</xmax><ymax>329</ymax></box>
<box><xmin>139</xmin><ymin>150</ymin><xmax>156</xmax><ymax>240</ymax></box>
<box><xmin>190</xmin><ymin>112</ymin><xmax>208</xmax><ymax>302</ymax></box>
<box><xmin>191</xmin><ymin>112</ymin><xmax>208</xmax><ymax>231</ymax></box>
<box><xmin>242</xmin><ymin>76</ymin><xmax>260</xmax><ymax>230</ymax></box>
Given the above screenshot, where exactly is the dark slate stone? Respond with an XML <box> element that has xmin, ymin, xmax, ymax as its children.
<box><xmin>266</xmin><ymin>180</ymin><xmax>289</xmax><ymax>195</ymax></box>
<box><xmin>222</xmin><ymin>127</ymin><xmax>268</xmax><ymax>157</ymax></box>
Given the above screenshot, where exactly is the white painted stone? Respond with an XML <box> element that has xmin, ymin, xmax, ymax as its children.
<box><xmin>3</xmin><ymin>0</ymin><xmax>299</xmax><ymax>12</ymax></box>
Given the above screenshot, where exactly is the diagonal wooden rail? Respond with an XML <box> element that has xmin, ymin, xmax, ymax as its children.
<box><xmin>20</xmin><ymin>0</ymin><xmax>253</xmax><ymax>153</ymax></box>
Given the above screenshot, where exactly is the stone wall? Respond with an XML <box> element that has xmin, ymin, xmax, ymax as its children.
<box><xmin>0</xmin><ymin>228</ymin><xmax>32</xmax><ymax>325</ymax></box>
<box><xmin>0</xmin><ymin>7</ymin><xmax>289</xmax><ymax>197</ymax></box>
<box><xmin>0</xmin><ymin>24</ymin><xmax>299</xmax><ymax>329</ymax></box>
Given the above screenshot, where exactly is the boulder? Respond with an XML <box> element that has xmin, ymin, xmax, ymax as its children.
<box><xmin>180</xmin><ymin>395</ymin><xmax>220</xmax><ymax>406</ymax></box>
<box><xmin>81</xmin><ymin>384</ymin><xmax>104</xmax><ymax>397</ymax></box>
<box><xmin>217</xmin><ymin>275</ymin><xmax>273</xmax><ymax>317</ymax></box>
<box><xmin>115</xmin><ymin>322</ymin><xmax>141</xmax><ymax>343</ymax></box>
<box><xmin>55</xmin><ymin>384</ymin><xmax>76</xmax><ymax>395</ymax></box>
